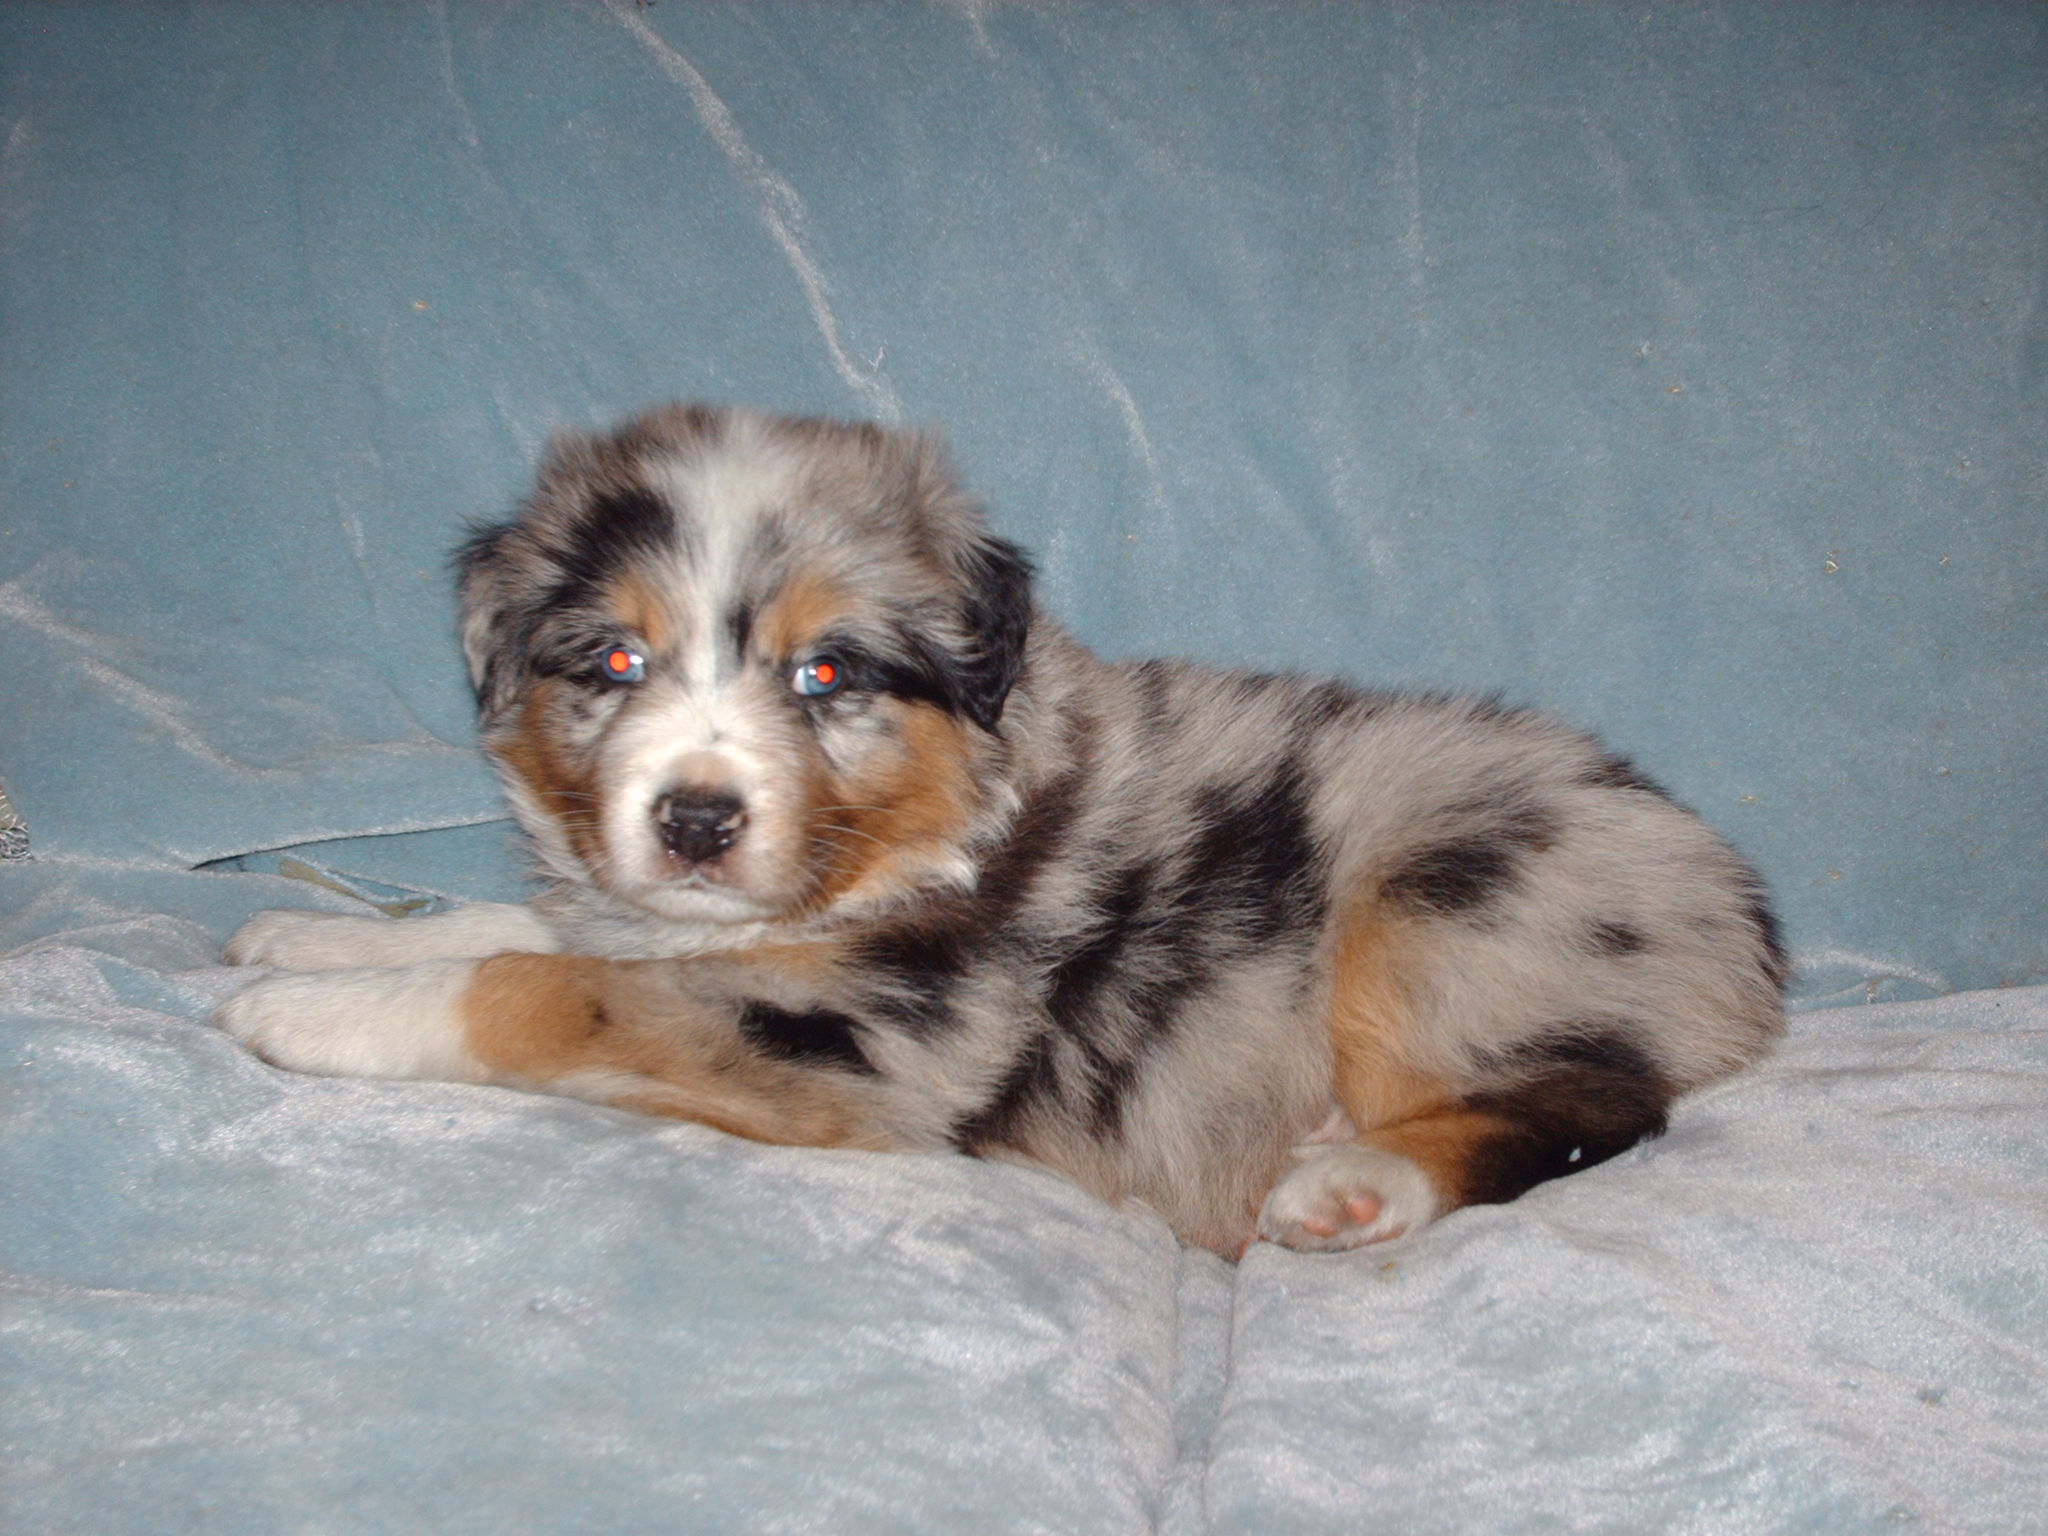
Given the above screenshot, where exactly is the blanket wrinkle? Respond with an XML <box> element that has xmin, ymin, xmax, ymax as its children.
<box><xmin>191</xmin><ymin>814</ymin><xmax>521</xmax><ymax>881</ymax></box>
<box><xmin>1154</xmin><ymin>1244</ymin><xmax>1234</xmax><ymax>1535</ymax></box>
<box><xmin>0</xmin><ymin>1273</ymin><xmax>254</xmax><ymax>1315</ymax></box>
<box><xmin>1793</xmin><ymin>946</ymin><xmax>1955</xmax><ymax>1004</ymax></box>
<box><xmin>600</xmin><ymin>0</ymin><xmax>904</xmax><ymax>423</ymax></box>
<box><xmin>428</xmin><ymin>0</ymin><xmax>489</xmax><ymax>162</ymax></box>
<box><xmin>1075</xmin><ymin>329</ymin><xmax>1173</xmax><ymax>520</ymax></box>
<box><xmin>933</xmin><ymin>0</ymin><xmax>1002</xmax><ymax>62</ymax></box>
<box><xmin>0</xmin><ymin>565</ymin><xmax>132</xmax><ymax>653</ymax></box>
<box><xmin>50</xmin><ymin>653</ymin><xmax>295</xmax><ymax>784</ymax></box>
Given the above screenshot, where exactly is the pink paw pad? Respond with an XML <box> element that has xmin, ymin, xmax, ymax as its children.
<box><xmin>1256</xmin><ymin>1145</ymin><xmax>1440</xmax><ymax>1253</ymax></box>
<box><xmin>1298</xmin><ymin>1191</ymin><xmax>1386</xmax><ymax>1239</ymax></box>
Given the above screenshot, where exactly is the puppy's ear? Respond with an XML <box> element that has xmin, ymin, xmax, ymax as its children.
<box><xmin>454</xmin><ymin>521</ymin><xmax>522</xmax><ymax>716</ymax></box>
<box><xmin>949</xmin><ymin>533</ymin><xmax>1034</xmax><ymax>732</ymax></box>
<box><xmin>899</xmin><ymin>430</ymin><xmax>1035</xmax><ymax>732</ymax></box>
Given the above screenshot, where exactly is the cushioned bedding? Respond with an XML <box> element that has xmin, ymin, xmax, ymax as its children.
<box><xmin>4</xmin><ymin>865</ymin><xmax>2045</xmax><ymax>1533</ymax></box>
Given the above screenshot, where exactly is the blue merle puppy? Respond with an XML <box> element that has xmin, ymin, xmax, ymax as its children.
<box><xmin>218</xmin><ymin>404</ymin><xmax>1786</xmax><ymax>1256</ymax></box>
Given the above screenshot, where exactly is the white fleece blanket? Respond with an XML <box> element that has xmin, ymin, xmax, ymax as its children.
<box><xmin>3</xmin><ymin>865</ymin><xmax>2044</xmax><ymax>1534</ymax></box>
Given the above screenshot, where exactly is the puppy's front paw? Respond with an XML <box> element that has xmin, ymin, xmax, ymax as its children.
<box><xmin>222</xmin><ymin>909</ymin><xmax>396</xmax><ymax>970</ymax></box>
<box><xmin>214</xmin><ymin>963</ymin><xmax>485</xmax><ymax>1083</ymax></box>
<box><xmin>223</xmin><ymin>903</ymin><xmax>559</xmax><ymax>969</ymax></box>
<box><xmin>1257</xmin><ymin>1144</ymin><xmax>1441</xmax><ymax>1252</ymax></box>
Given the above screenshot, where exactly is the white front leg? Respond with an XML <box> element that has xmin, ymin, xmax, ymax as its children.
<box><xmin>215</xmin><ymin>963</ymin><xmax>488</xmax><ymax>1084</ymax></box>
<box><xmin>223</xmin><ymin>902</ymin><xmax>560</xmax><ymax>971</ymax></box>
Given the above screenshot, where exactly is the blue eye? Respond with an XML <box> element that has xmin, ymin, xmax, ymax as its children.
<box><xmin>601</xmin><ymin>646</ymin><xmax>646</xmax><ymax>684</ymax></box>
<box><xmin>791</xmin><ymin>655</ymin><xmax>844</xmax><ymax>698</ymax></box>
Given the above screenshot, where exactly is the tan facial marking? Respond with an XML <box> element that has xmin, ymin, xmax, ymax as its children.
<box><xmin>801</xmin><ymin>703</ymin><xmax>982</xmax><ymax>910</ymax></box>
<box><xmin>757</xmin><ymin>570</ymin><xmax>855</xmax><ymax>661</ymax></box>
<box><xmin>459</xmin><ymin>952</ymin><xmax>888</xmax><ymax>1150</ymax></box>
<box><xmin>607</xmin><ymin>572</ymin><xmax>674</xmax><ymax>653</ymax></box>
<box><xmin>493</xmin><ymin>683</ymin><xmax>605</xmax><ymax>868</ymax></box>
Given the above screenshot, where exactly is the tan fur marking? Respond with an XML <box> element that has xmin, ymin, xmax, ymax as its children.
<box><xmin>1323</xmin><ymin>902</ymin><xmax>1445</xmax><ymax>1132</ymax></box>
<box><xmin>700</xmin><ymin>936</ymin><xmax>851</xmax><ymax>990</ymax></box>
<box><xmin>1360</xmin><ymin>1108</ymin><xmax>1515</xmax><ymax>1209</ymax></box>
<box><xmin>803</xmin><ymin>704</ymin><xmax>982</xmax><ymax>910</ymax></box>
<box><xmin>1323</xmin><ymin>900</ymin><xmax>1505</xmax><ymax>1210</ymax></box>
<box><xmin>607</xmin><ymin>572</ymin><xmax>673</xmax><ymax>653</ymax></box>
<box><xmin>494</xmin><ymin>684</ymin><xmax>606</xmax><ymax>869</ymax></box>
<box><xmin>758</xmin><ymin>570</ymin><xmax>854</xmax><ymax>661</ymax></box>
<box><xmin>460</xmin><ymin>953</ymin><xmax>886</xmax><ymax>1150</ymax></box>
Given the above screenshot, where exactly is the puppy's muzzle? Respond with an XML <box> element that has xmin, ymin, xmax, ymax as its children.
<box><xmin>654</xmin><ymin>789</ymin><xmax>748</xmax><ymax>867</ymax></box>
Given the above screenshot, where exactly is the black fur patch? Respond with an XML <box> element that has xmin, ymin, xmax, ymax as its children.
<box><xmin>544</xmin><ymin>486</ymin><xmax>678</xmax><ymax>611</ymax></box>
<box><xmin>1588</xmin><ymin>920</ymin><xmax>1647</xmax><ymax>957</ymax></box>
<box><xmin>1019</xmin><ymin>754</ymin><xmax>1327</xmax><ymax>1142</ymax></box>
<box><xmin>454</xmin><ymin>522</ymin><xmax>510</xmax><ymax>588</ymax></box>
<box><xmin>1045</xmin><ymin>861</ymin><xmax>1157</xmax><ymax>1032</ymax></box>
<box><xmin>1180</xmin><ymin>754</ymin><xmax>1327</xmax><ymax>945</ymax></box>
<box><xmin>1582</xmin><ymin>751</ymin><xmax>1673</xmax><ymax>800</ymax></box>
<box><xmin>1461</xmin><ymin>693</ymin><xmax>1538</xmax><ymax>727</ymax></box>
<box><xmin>454</xmin><ymin>523</ymin><xmax>520</xmax><ymax>707</ymax></box>
<box><xmin>612</xmin><ymin>401</ymin><xmax>725</xmax><ymax>462</ymax></box>
<box><xmin>952</xmin><ymin>536</ymin><xmax>1035</xmax><ymax>732</ymax></box>
<box><xmin>854</xmin><ymin>925</ymin><xmax>970</xmax><ymax>1039</ymax></box>
<box><xmin>1085</xmin><ymin>1051</ymin><xmax>1140</xmax><ymax>1139</ymax></box>
<box><xmin>1382</xmin><ymin>799</ymin><xmax>1556</xmax><ymax>918</ymax></box>
<box><xmin>1298</xmin><ymin>677</ymin><xmax>1370</xmax><ymax>730</ymax></box>
<box><xmin>951</xmin><ymin>1032</ymin><xmax>1058</xmax><ymax>1153</ymax></box>
<box><xmin>852</xmin><ymin>762</ymin><xmax>1089</xmax><ymax>1039</ymax></box>
<box><xmin>1459</xmin><ymin>1027</ymin><xmax>1672</xmax><ymax>1205</ymax></box>
<box><xmin>1046</xmin><ymin>753</ymin><xmax>1325</xmax><ymax>1037</ymax></box>
<box><xmin>1742</xmin><ymin>880</ymin><xmax>1792</xmax><ymax>991</ymax></box>
<box><xmin>1129</xmin><ymin>660</ymin><xmax>1179</xmax><ymax>736</ymax></box>
<box><xmin>864</xmin><ymin>644</ymin><xmax>974</xmax><ymax>719</ymax></box>
<box><xmin>974</xmin><ymin>764</ymin><xmax>1085</xmax><ymax>920</ymax></box>
<box><xmin>725</xmin><ymin>601</ymin><xmax>756</xmax><ymax>658</ymax></box>
<box><xmin>736</xmin><ymin>1001</ymin><xmax>877</xmax><ymax>1075</ymax></box>
<box><xmin>1032</xmin><ymin>862</ymin><xmax>1201</xmax><ymax>1144</ymax></box>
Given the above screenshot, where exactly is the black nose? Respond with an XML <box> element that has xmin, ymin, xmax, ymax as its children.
<box><xmin>654</xmin><ymin>790</ymin><xmax>747</xmax><ymax>865</ymax></box>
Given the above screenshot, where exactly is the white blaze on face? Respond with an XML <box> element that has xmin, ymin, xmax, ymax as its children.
<box><xmin>592</xmin><ymin>440</ymin><xmax>817</xmax><ymax>922</ymax></box>
<box><xmin>659</xmin><ymin>438</ymin><xmax>788</xmax><ymax>680</ymax></box>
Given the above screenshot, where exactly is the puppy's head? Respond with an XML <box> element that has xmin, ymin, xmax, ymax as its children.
<box><xmin>459</xmin><ymin>405</ymin><xmax>1033</xmax><ymax>926</ymax></box>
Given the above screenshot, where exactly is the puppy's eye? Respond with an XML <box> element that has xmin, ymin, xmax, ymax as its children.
<box><xmin>601</xmin><ymin>647</ymin><xmax>646</xmax><ymax>684</ymax></box>
<box><xmin>791</xmin><ymin>655</ymin><xmax>844</xmax><ymax>698</ymax></box>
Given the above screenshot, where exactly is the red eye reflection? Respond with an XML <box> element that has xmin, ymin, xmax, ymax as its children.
<box><xmin>603</xmin><ymin>647</ymin><xmax>646</xmax><ymax>684</ymax></box>
<box><xmin>792</xmin><ymin>655</ymin><xmax>844</xmax><ymax>697</ymax></box>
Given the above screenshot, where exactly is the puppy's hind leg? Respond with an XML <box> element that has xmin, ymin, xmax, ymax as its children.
<box><xmin>1258</xmin><ymin>1030</ymin><xmax>1675</xmax><ymax>1253</ymax></box>
<box><xmin>1257</xmin><ymin>909</ymin><xmax>1673</xmax><ymax>1253</ymax></box>
<box><xmin>1258</xmin><ymin>1137</ymin><xmax>1445</xmax><ymax>1252</ymax></box>
<box><xmin>1258</xmin><ymin>910</ymin><xmax>1444</xmax><ymax>1251</ymax></box>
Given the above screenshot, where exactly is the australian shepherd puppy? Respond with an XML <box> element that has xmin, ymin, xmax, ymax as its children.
<box><xmin>218</xmin><ymin>404</ymin><xmax>1786</xmax><ymax>1256</ymax></box>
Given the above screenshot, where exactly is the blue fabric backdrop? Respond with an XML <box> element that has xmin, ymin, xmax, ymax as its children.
<box><xmin>3</xmin><ymin>1</ymin><xmax>2043</xmax><ymax>1004</ymax></box>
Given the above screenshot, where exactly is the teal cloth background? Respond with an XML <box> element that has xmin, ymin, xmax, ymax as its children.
<box><xmin>2</xmin><ymin>4</ymin><xmax>2043</xmax><ymax>989</ymax></box>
